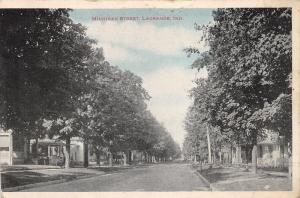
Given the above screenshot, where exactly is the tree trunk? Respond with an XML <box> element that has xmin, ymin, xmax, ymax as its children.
<box><xmin>108</xmin><ymin>152</ymin><xmax>112</xmax><ymax>167</ymax></box>
<box><xmin>230</xmin><ymin>145</ymin><xmax>233</xmax><ymax>164</ymax></box>
<box><xmin>123</xmin><ymin>152</ymin><xmax>127</xmax><ymax>166</ymax></box>
<box><xmin>83</xmin><ymin>142</ymin><xmax>89</xmax><ymax>167</ymax></box>
<box><xmin>64</xmin><ymin>136</ymin><xmax>71</xmax><ymax>169</ymax></box>
<box><xmin>288</xmin><ymin>141</ymin><xmax>292</xmax><ymax>179</ymax></box>
<box><xmin>213</xmin><ymin>151</ymin><xmax>216</xmax><ymax>164</ymax></box>
<box><xmin>24</xmin><ymin>137</ymin><xmax>30</xmax><ymax>161</ymax></box>
<box><xmin>96</xmin><ymin>150</ymin><xmax>100</xmax><ymax>166</ymax></box>
<box><xmin>236</xmin><ymin>145</ymin><xmax>242</xmax><ymax>164</ymax></box>
<box><xmin>206</xmin><ymin>124</ymin><xmax>212</xmax><ymax>164</ymax></box>
<box><xmin>245</xmin><ymin>146</ymin><xmax>249</xmax><ymax>164</ymax></box>
<box><xmin>288</xmin><ymin>156</ymin><xmax>292</xmax><ymax>179</ymax></box>
<box><xmin>252</xmin><ymin>144</ymin><xmax>257</xmax><ymax>174</ymax></box>
<box><xmin>35</xmin><ymin>137</ymin><xmax>39</xmax><ymax>158</ymax></box>
<box><xmin>129</xmin><ymin>151</ymin><xmax>132</xmax><ymax>164</ymax></box>
<box><xmin>143</xmin><ymin>152</ymin><xmax>146</xmax><ymax>163</ymax></box>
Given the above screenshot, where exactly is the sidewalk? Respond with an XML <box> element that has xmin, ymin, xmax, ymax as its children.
<box><xmin>1</xmin><ymin>164</ymin><xmax>145</xmax><ymax>191</ymax></box>
<box><xmin>1</xmin><ymin>164</ymin><xmax>61</xmax><ymax>172</ymax></box>
<box><xmin>193</xmin><ymin>164</ymin><xmax>291</xmax><ymax>191</ymax></box>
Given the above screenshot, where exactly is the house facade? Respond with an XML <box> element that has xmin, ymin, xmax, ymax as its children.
<box><xmin>1</xmin><ymin>128</ymin><xmax>147</xmax><ymax>166</ymax></box>
<box><xmin>0</xmin><ymin>129</ymin><xmax>13</xmax><ymax>165</ymax></box>
<box><xmin>0</xmin><ymin>128</ymin><xmax>96</xmax><ymax>166</ymax></box>
<box><xmin>232</xmin><ymin>130</ymin><xmax>289</xmax><ymax>168</ymax></box>
<box><xmin>256</xmin><ymin>131</ymin><xmax>289</xmax><ymax>167</ymax></box>
<box><xmin>0</xmin><ymin>129</ymin><xmax>24</xmax><ymax>165</ymax></box>
<box><xmin>28</xmin><ymin>136</ymin><xmax>96</xmax><ymax>166</ymax></box>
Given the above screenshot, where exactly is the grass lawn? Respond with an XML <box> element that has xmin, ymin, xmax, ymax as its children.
<box><xmin>1</xmin><ymin>164</ymin><xmax>143</xmax><ymax>190</ymax></box>
<box><xmin>1</xmin><ymin>171</ymin><xmax>90</xmax><ymax>189</ymax></box>
<box><xmin>213</xmin><ymin>176</ymin><xmax>292</xmax><ymax>191</ymax></box>
<box><xmin>198</xmin><ymin>167</ymin><xmax>291</xmax><ymax>191</ymax></box>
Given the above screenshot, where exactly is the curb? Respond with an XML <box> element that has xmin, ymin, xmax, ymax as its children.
<box><xmin>189</xmin><ymin>165</ymin><xmax>218</xmax><ymax>191</ymax></box>
<box><xmin>193</xmin><ymin>169</ymin><xmax>219</xmax><ymax>191</ymax></box>
<box><xmin>0</xmin><ymin>166</ymin><xmax>62</xmax><ymax>172</ymax></box>
<box><xmin>2</xmin><ymin>174</ymin><xmax>101</xmax><ymax>192</ymax></box>
<box><xmin>1</xmin><ymin>168</ymin><xmax>61</xmax><ymax>174</ymax></box>
<box><xmin>264</xmin><ymin>171</ymin><xmax>288</xmax><ymax>177</ymax></box>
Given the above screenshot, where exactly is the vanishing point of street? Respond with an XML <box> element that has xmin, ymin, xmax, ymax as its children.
<box><xmin>21</xmin><ymin>163</ymin><xmax>209</xmax><ymax>191</ymax></box>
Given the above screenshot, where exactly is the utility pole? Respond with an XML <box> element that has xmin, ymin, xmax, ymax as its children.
<box><xmin>206</xmin><ymin>124</ymin><xmax>212</xmax><ymax>164</ymax></box>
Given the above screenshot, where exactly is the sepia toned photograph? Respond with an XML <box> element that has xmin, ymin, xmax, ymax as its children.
<box><xmin>0</xmin><ymin>4</ymin><xmax>297</xmax><ymax>195</ymax></box>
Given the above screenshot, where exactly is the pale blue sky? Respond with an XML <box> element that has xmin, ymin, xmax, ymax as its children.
<box><xmin>70</xmin><ymin>9</ymin><xmax>213</xmax><ymax>146</ymax></box>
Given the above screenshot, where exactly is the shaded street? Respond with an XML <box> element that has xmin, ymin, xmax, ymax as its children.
<box><xmin>22</xmin><ymin>163</ymin><xmax>210</xmax><ymax>191</ymax></box>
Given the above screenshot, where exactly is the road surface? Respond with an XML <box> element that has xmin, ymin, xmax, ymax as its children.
<box><xmin>22</xmin><ymin>163</ymin><xmax>209</xmax><ymax>191</ymax></box>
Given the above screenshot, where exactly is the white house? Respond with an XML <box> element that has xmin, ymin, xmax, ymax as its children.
<box><xmin>0</xmin><ymin>129</ymin><xmax>13</xmax><ymax>165</ymax></box>
<box><xmin>257</xmin><ymin>130</ymin><xmax>289</xmax><ymax>168</ymax></box>
<box><xmin>231</xmin><ymin>130</ymin><xmax>289</xmax><ymax>168</ymax></box>
<box><xmin>29</xmin><ymin>136</ymin><xmax>96</xmax><ymax>166</ymax></box>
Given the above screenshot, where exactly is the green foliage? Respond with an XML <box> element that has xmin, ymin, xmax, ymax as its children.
<box><xmin>0</xmin><ymin>9</ymin><xmax>180</xmax><ymax>161</ymax></box>
<box><xmin>0</xmin><ymin>9</ymin><xmax>94</xmax><ymax>138</ymax></box>
<box><xmin>184</xmin><ymin>8</ymin><xmax>292</xmax><ymax>159</ymax></box>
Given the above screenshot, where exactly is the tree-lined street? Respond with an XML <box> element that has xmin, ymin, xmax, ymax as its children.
<box><xmin>0</xmin><ymin>9</ymin><xmax>180</xmax><ymax>169</ymax></box>
<box><xmin>21</xmin><ymin>163</ymin><xmax>209</xmax><ymax>191</ymax></box>
<box><xmin>0</xmin><ymin>7</ymin><xmax>293</xmax><ymax>192</ymax></box>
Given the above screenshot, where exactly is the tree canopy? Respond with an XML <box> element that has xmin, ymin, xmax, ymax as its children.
<box><xmin>183</xmin><ymin>8</ymin><xmax>292</xmax><ymax>161</ymax></box>
<box><xmin>0</xmin><ymin>9</ymin><xmax>180</xmax><ymax>167</ymax></box>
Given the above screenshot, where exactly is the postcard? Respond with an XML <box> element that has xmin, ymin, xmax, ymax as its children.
<box><xmin>0</xmin><ymin>1</ymin><xmax>299</xmax><ymax>198</ymax></box>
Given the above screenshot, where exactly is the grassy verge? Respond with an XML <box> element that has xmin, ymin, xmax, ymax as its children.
<box><xmin>1</xmin><ymin>163</ymin><xmax>148</xmax><ymax>190</ymax></box>
<box><xmin>1</xmin><ymin>171</ymin><xmax>91</xmax><ymax>189</ymax></box>
<box><xmin>196</xmin><ymin>166</ymin><xmax>291</xmax><ymax>191</ymax></box>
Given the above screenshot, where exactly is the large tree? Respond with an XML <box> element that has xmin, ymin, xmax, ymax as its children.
<box><xmin>0</xmin><ymin>9</ymin><xmax>96</xmax><ymax>167</ymax></box>
<box><xmin>0</xmin><ymin>9</ymin><xmax>181</xmax><ymax>168</ymax></box>
<box><xmin>185</xmin><ymin>8</ymin><xmax>292</xmax><ymax>172</ymax></box>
